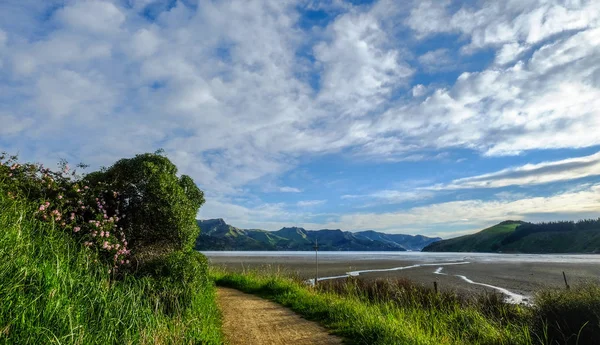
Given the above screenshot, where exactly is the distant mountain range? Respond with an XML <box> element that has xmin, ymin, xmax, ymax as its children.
<box><xmin>422</xmin><ymin>219</ymin><xmax>600</xmax><ymax>253</ymax></box>
<box><xmin>195</xmin><ymin>219</ymin><xmax>441</xmax><ymax>251</ymax></box>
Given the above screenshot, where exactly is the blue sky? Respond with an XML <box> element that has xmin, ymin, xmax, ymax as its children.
<box><xmin>1</xmin><ymin>0</ymin><xmax>600</xmax><ymax>238</ymax></box>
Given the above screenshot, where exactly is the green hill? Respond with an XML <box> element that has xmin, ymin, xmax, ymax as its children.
<box><xmin>422</xmin><ymin>219</ymin><xmax>600</xmax><ymax>253</ymax></box>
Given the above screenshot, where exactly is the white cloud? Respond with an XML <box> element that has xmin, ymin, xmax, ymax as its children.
<box><xmin>314</xmin><ymin>9</ymin><xmax>413</xmax><ymax>116</ymax></box>
<box><xmin>322</xmin><ymin>183</ymin><xmax>600</xmax><ymax>235</ymax></box>
<box><xmin>297</xmin><ymin>200</ymin><xmax>326</xmax><ymax>207</ymax></box>
<box><xmin>418</xmin><ymin>48</ymin><xmax>453</xmax><ymax>73</ymax></box>
<box><xmin>411</xmin><ymin>84</ymin><xmax>426</xmax><ymax>97</ymax></box>
<box><xmin>279</xmin><ymin>186</ymin><xmax>302</xmax><ymax>193</ymax></box>
<box><xmin>128</xmin><ymin>29</ymin><xmax>161</xmax><ymax>58</ymax></box>
<box><xmin>495</xmin><ymin>42</ymin><xmax>529</xmax><ymax>65</ymax></box>
<box><xmin>431</xmin><ymin>151</ymin><xmax>600</xmax><ymax>190</ymax></box>
<box><xmin>0</xmin><ymin>113</ymin><xmax>34</xmax><ymax>136</ymax></box>
<box><xmin>371</xmin><ymin>24</ymin><xmax>600</xmax><ymax>157</ymax></box>
<box><xmin>407</xmin><ymin>0</ymin><xmax>600</xmax><ymax>50</ymax></box>
<box><xmin>55</xmin><ymin>1</ymin><xmax>126</xmax><ymax>34</ymax></box>
<box><xmin>343</xmin><ymin>189</ymin><xmax>432</xmax><ymax>206</ymax></box>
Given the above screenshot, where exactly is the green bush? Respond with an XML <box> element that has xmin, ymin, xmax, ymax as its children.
<box><xmin>84</xmin><ymin>153</ymin><xmax>205</xmax><ymax>254</ymax></box>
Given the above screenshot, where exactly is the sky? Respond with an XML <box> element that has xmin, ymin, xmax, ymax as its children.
<box><xmin>1</xmin><ymin>0</ymin><xmax>600</xmax><ymax>238</ymax></box>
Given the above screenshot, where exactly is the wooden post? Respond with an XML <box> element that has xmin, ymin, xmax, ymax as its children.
<box><xmin>563</xmin><ymin>271</ymin><xmax>570</xmax><ymax>290</ymax></box>
<box><xmin>434</xmin><ymin>281</ymin><xmax>438</xmax><ymax>294</ymax></box>
<box><xmin>314</xmin><ymin>239</ymin><xmax>319</xmax><ymax>287</ymax></box>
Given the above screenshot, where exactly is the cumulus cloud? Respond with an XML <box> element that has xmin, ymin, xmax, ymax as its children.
<box><xmin>1</xmin><ymin>0</ymin><xmax>600</xmax><ymax>234</ymax></box>
<box><xmin>314</xmin><ymin>8</ymin><xmax>413</xmax><ymax>116</ymax></box>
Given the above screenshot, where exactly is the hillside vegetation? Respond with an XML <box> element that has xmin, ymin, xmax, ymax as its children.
<box><xmin>0</xmin><ymin>152</ymin><xmax>222</xmax><ymax>344</ymax></box>
<box><xmin>423</xmin><ymin>220</ymin><xmax>600</xmax><ymax>253</ymax></box>
<box><xmin>196</xmin><ymin>218</ymin><xmax>440</xmax><ymax>251</ymax></box>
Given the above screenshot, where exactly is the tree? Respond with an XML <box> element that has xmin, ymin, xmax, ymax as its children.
<box><xmin>84</xmin><ymin>153</ymin><xmax>204</xmax><ymax>254</ymax></box>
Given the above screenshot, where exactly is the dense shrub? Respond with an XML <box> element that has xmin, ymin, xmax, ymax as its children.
<box><xmin>0</xmin><ymin>151</ymin><xmax>205</xmax><ymax>273</ymax></box>
<box><xmin>84</xmin><ymin>153</ymin><xmax>205</xmax><ymax>253</ymax></box>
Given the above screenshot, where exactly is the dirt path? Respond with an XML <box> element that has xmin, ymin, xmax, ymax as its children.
<box><xmin>216</xmin><ymin>287</ymin><xmax>344</xmax><ymax>345</ymax></box>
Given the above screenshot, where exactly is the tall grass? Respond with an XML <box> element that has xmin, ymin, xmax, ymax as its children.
<box><xmin>532</xmin><ymin>284</ymin><xmax>600</xmax><ymax>345</ymax></box>
<box><xmin>0</xmin><ymin>194</ymin><xmax>223</xmax><ymax>344</ymax></box>
<box><xmin>211</xmin><ymin>268</ymin><xmax>532</xmax><ymax>345</ymax></box>
<box><xmin>213</xmin><ymin>267</ymin><xmax>600</xmax><ymax>345</ymax></box>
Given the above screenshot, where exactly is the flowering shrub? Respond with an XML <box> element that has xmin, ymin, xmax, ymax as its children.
<box><xmin>0</xmin><ymin>153</ymin><xmax>131</xmax><ymax>273</ymax></box>
<box><xmin>0</xmin><ymin>151</ymin><xmax>205</xmax><ymax>274</ymax></box>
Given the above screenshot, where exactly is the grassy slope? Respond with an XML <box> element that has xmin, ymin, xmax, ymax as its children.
<box><xmin>423</xmin><ymin>220</ymin><xmax>600</xmax><ymax>253</ymax></box>
<box><xmin>423</xmin><ymin>221</ymin><xmax>522</xmax><ymax>252</ymax></box>
<box><xmin>212</xmin><ymin>269</ymin><xmax>530</xmax><ymax>345</ymax></box>
<box><xmin>0</xmin><ymin>195</ymin><xmax>223</xmax><ymax>344</ymax></box>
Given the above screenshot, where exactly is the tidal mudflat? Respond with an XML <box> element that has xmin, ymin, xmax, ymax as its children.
<box><xmin>204</xmin><ymin>251</ymin><xmax>600</xmax><ymax>302</ymax></box>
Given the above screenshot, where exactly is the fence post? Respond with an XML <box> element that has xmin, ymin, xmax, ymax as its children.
<box><xmin>563</xmin><ymin>271</ymin><xmax>570</xmax><ymax>290</ymax></box>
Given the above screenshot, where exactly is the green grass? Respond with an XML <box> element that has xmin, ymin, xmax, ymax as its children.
<box><xmin>212</xmin><ymin>268</ymin><xmax>600</xmax><ymax>345</ymax></box>
<box><xmin>423</xmin><ymin>221</ymin><xmax>523</xmax><ymax>252</ymax></box>
<box><xmin>211</xmin><ymin>268</ymin><xmax>532</xmax><ymax>345</ymax></box>
<box><xmin>0</xmin><ymin>194</ymin><xmax>223</xmax><ymax>344</ymax></box>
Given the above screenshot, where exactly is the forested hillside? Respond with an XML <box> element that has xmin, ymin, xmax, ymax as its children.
<box><xmin>423</xmin><ymin>219</ymin><xmax>600</xmax><ymax>253</ymax></box>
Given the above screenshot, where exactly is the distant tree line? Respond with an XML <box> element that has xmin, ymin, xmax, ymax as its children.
<box><xmin>501</xmin><ymin>218</ymin><xmax>600</xmax><ymax>245</ymax></box>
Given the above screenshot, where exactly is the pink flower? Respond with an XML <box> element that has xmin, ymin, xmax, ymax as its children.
<box><xmin>125</xmin><ymin>260</ymin><xmax>130</xmax><ymax>264</ymax></box>
<box><xmin>105</xmin><ymin>232</ymin><xmax>110</xmax><ymax>237</ymax></box>
<box><xmin>39</xmin><ymin>205</ymin><xmax>46</xmax><ymax>211</ymax></box>
<box><xmin>100</xmin><ymin>231</ymin><xmax>104</xmax><ymax>237</ymax></box>
<box><xmin>45</xmin><ymin>202</ymin><xmax>50</xmax><ymax>206</ymax></box>
<box><xmin>74</xmin><ymin>227</ymin><xmax>80</xmax><ymax>233</ymax></box>
<box><xmin>8</xmin><ymin>173</ymin><xmax>12</xmax><ymax>177</ymax></box>
<box><xmin>58</xmin><ymin>195</ymin><xmax>63</xmax><ymax>199</ymax></box>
